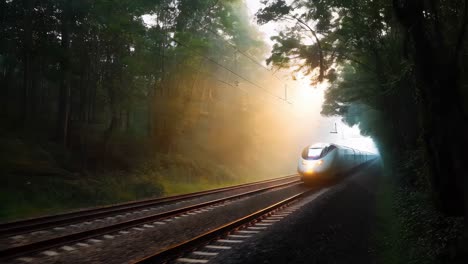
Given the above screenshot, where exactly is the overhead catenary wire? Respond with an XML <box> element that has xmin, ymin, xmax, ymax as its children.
<box><xmin>194</xmin><ymin>20</ymin><xmax>276</xmax><ymax>73</ymax></box>
<box><xmin>146</xmin><ymin>15</ymin><xmax>292</xmax><ymax>106</ymax></box>
<box><xmin>147</xmin><ymin>12</ymin><xmax>292</xmax><ymax>105</ymax></box>
<box><xmin>190</xmin><ymin>1</ymin><xmax>275</xmax><ymax>74</ymax></box>
<box><xmin>146</xmin><ymin>47</ymin><xmax>293</xmax><ymax>112</ymax></box>
<box><xmin>192</xmin><ymin>18</ymin><xmax>295</xmax><ymax>97</ymax></box>
<box><xmin>192</xmin><ymin>1</ymin><xmax>296</xmax><ymax>106</ymax></box>
<box><xmin>167</xmin><ymin>36</ymin><xmax>288</xmax><ymax>102</ymax></box>
<box><xmin>146</xmin><ymin>1</ymin><xmax>295</xmax><ymax>106</ymax></box>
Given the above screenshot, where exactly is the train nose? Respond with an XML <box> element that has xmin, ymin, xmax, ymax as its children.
<box><xmin>300</xmin><ymin>165</ymin><xmax>314</xmax><ymax>174</ymax></box>
<box><xmin>299</xmin><ymin>159</ymin><xmax>323</xmax><ymax>174</ymax></box>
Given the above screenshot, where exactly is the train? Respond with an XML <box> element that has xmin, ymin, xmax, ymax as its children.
<box><xmin>297</xmin><ymin>143</ymin><xmax>377</xmax><ymax>184</ymax></box>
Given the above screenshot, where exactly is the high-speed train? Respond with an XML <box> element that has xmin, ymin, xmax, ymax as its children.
<box><xmin>298</xmin><ymin>143</ymin><xmax>376</xmax><ymax>184</ymax></box>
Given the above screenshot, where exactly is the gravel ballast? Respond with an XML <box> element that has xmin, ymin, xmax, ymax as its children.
<box><xmin>7</xmin><ymin>183</ymin><xmax>308</xmax><ymax>264</ymax></box>
<box><xmin>209</xmin><ymin>160</ymin><xmax>382</xmax><ymax>264</ymax></box>
<box><xmin>0</xmin><ymin>176</ymin><xmax>299</xmax><ymax>250</ymax></box>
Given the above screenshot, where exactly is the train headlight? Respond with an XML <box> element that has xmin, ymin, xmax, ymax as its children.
<box><xmin>302</xmin><ymin>160</ymin><xmax>323</xmax><ymax>167</ymax></box>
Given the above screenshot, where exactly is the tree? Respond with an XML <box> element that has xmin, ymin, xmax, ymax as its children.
<box><xmin>0</xmin><ymin>0</ymin><xmax>277</xmax><ymax>171</ymax></box>
<box><xmin>258</xmin><ymin>0</ymin><xmax>468</xmax><ymax>256</ymax></box>
<box><xmin>56</xmin><ymin>0</ymin><xmax>72</xmax><ymax>146</ymax></box>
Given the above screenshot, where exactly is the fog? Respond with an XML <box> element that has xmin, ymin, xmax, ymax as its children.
<box><xmin>156</xmin><ymin>64</ymin><xmax>377</xmax><ymax>178</ymax></box>
<box><xmin>140</xmin><ymin>0</ymin><xmax>377</xmax><ymax>178</ymax></box>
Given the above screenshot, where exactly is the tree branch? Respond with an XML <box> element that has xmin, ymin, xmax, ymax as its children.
<box><xmin>284</xmin><ymin>15</ymin><xmax>325</xmax><ymax>81</ymax></box>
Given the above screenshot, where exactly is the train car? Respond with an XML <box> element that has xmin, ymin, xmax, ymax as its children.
<box><xmin>297</xmin><ymin>143</ymin><xmax>375</xmax><ymax>184</ymax></box>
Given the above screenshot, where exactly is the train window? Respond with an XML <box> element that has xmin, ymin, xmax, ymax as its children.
<box><xmin>345</xmin><ymin>149</ymin><xmax>353</xmax><ymax>161</ymax></box>
<box><xmin>321</xmin><ymin>145</ymin><xmax>336</xmax><ymax>157</ymax></box>
<box><xmin>302</xmin><ymin>147</ymin><xmax>323</xmax><ymax>160</ymax></box>
<box><xmin>321</xmin><ymin>146</ymin><xmax>330</xmax><ymax>156</ymax></box>
<box><xmin>302</xmin><ymin>145</ymin><xmax>336</xmax><ymax>160</ymax></box>
<box><xmin>308</xmin><ymin>148</ymin><xmax>322</xmax><ymax>158</ymax></box>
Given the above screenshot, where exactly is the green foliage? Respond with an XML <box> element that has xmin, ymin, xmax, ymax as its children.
<box><xmin>394</xmin><ymin>185</ymin><xmax>464</xmax><ymax>264</ymax></box>
<box><xmin>256</xmin><ymin>0</ymin><xmax>291</xmax><ymax>24</ymax></box>
<box><xmin>0</xmin><ymin>0</ymin><xmax>294</xmax><ymax>222</ymax></box>
<box><xmin>0</xmin><ymin>149</ymin><xmax>244</xmax><ymax>222</ymax></box>
<box><xmin>257</xmin><ymin>0</ymin><xmax>392</xmax><ymax>83</ymax></box>
<box><xmin>0</xmin><ymin>171</ymin><xmax>165</xmax><ymax>222</ymax></box>
<box><xmin>259</xmin><ymin>0</ymin><xmax>468</xmax><ymax>260</ymax></box>
<box><xmin>257</xmin><ymin>0</ymin><xmax>420</xmax><ymax>165</ymax></box>
<box><xmin>374</xmin><ymin>174</ymin><xmax>464</xmax><ymax>264</ymax></box>
<box><xmin>0</xmin><ymin>0</ymin><xmax>268</xmax><ymax>146</ymax></box>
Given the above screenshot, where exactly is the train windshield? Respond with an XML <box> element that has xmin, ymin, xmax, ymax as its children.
<box><xmin>302</xmin><ymin>147</ymin><xmax>323</xmax><ymax>160</ymax></box>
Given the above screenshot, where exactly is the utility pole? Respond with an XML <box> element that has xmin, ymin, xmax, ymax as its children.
<box><xmin>330</xmin><ymin>122</ymin><xmax>338</xmax><ymax>134</ymax></box>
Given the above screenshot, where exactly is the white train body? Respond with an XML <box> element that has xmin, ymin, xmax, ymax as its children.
<box><xmin>298</xmin><ymin>143</ymin><xmax>376</xmax><ymax>183</ymax></box>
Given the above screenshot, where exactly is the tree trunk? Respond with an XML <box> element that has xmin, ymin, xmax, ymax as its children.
<box><xmin>0</xmin><ymin>0</ymin><xmax>5</xmax><ymax>25</ymax></box>
<box><xmin>126</xmin><ymin>106</ymin><xmax>131</xmax><ymax>132</ymax></box>
<box><xmin>394</xmin><ymin>0</ymin><xmax>468</xmax><ymax>259</ymax></box>
<box><xmin>104</xmin><ymin>71</ymin><xmax>118</xmax><ymax>152</ymax></box>
<box><xmin>22</xmin><ymin>0</ymin><xmax>33</xmax><ymax>127</ymax></box>
<box><xmin>147</xmin><ymin>91</ymin><xmax>153</xmax><ymax>137</ymax></box>
<box><xmin>56</xmin><ymin>0</ymin><xmax>71</xmax><ymax>146</ymax></box>
<box><xmin>1</xmin><ymin>0</ymin><xmax>8</xmax><ymax>119</ymax></box>
<box><xmin>1</xmin><ymin>63</ymin><xmax>14</xmax><ymax>121</ymax></box>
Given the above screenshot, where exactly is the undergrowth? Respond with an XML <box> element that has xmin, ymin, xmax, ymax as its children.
<box><xmin>374</xmin><ymin>148</ymin><xmax>464</xmax><ymax>264</ymax></box>
<box><xmin>0</xmin><ymin>137</ymin><xmax>247</xmax><ymax>222</ymax></box>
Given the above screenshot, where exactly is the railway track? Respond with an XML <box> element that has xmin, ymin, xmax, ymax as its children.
<box><xmin>0</xmin><ymin>175</ymin><xmax>301</xmax><ymax>262</ymax></box>
<box><xmin>0</xmin><ymin>174</ymin><xmax>298</xmax><ymax>238</ymax></box>
<box><xmin>132</xmin><ymin>189</ymin><xmax>328</xmax><ymax>264</ymax></box>
<box><xmin>139</xmin><ymin>160</ymin><xmax>377</xmax><ymax>264</ymax></box>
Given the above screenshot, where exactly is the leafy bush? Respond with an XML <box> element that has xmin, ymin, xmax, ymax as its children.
<box><xmin>375</xmin><ymin>147</ymin><xmax>465</xmax><ymax>264</ymax></box>
<box><xmin>0</xmin><ymin>145</ymin><xmax>245</xmax><ymax>222</ymax></box>
<box><xmin>394</xmin><ymin>184</ymin><xmax>464</xmax><ymax>264</ymax></box>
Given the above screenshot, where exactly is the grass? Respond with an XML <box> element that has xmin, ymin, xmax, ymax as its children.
<box><xmin>140</xmin><ymin>153</ymin><xmax>248</xmax><ymax>195</ymax></box>
<box><xmin>0</xmin><ymin>171</ymin><xmax>165</xmax><ymax>222</ymax></box>
<box><xmin>0</xmin><ymin>138</ymin><xmax>252</xmax><ymax>222</ymax></box>
<box><xmin>0</xmin><ymin>133</ymin><xmax>284</xmax><ymax>222</ymax></box>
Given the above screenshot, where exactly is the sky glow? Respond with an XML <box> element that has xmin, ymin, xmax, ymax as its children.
<box><xmin>245</xmin><ymin>0</ymin><xmax>378</xmax><ymax>153</ymax></box>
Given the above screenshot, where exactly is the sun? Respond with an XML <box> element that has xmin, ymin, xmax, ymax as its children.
<box><xmin>289</xmin><ymin>79</ymin><xmax>328</xmax><ymax>115</ymax></box>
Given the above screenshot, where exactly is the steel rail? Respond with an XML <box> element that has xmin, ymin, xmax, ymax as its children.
<box><xmin>0</xmin><ymin>178</ymin><xmax>301</xmax><ymax>261</ymax></box>
<box><xmin>0</xmin><ymin>174</ymin><xmax>298</xmax><ymax>237</ymax></box>
<box><xmin>132</xmin><ymin>190</ymin><xmax>312</xmax><ymax>264</ymax></box>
